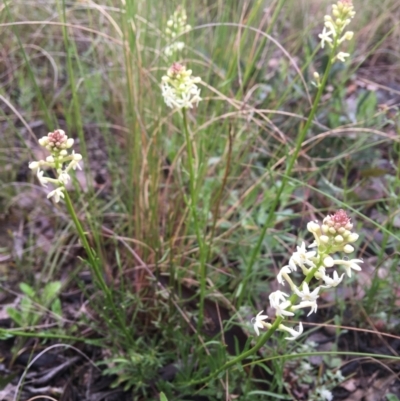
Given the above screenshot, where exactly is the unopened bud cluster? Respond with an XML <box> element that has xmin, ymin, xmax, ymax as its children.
<box><xmin>253</xmin><ymin>210</ymin><xmax>362</xmax><ymax>341</ymax></box>
<box><xmin>318</xmin><ymin>0</ymin><xmax>355</xmax><ymax>63</ymax></box>
<box><xmin>164</xmin><ymin>7</ymin><xmax>191</xmax><ymax>57</ymax></box>
<box><xmin>161</xmin><ymin>63</ymin><xmax>202</xmax><ymax>109</ymax></box>
<box><xmin>29</xmin><ymin>130</ymin><xmax>82</xmax><ymax>203</ymax></box>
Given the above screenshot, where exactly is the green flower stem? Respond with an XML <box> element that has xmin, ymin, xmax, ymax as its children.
<box><xmin>237</xmin><ymin>40</ymin><xmax>338</xmax><ymax>307</ymax></box>
<box><xmin>187</xmin><ymin>40</ymin><xmax>342</xmax><ymax>387</ymax></box>
<box><xmin>63</xmin><ymin>190</ymin><xmax>133</xmax><ymax>346</ymax></box>
<box><xmin>182</xmin><ymin>110</ymin><xmax>207</xmax><ymax>329</ymax></box>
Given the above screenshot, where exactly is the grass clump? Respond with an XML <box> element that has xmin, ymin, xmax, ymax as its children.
<box><xmin>1</xmin><ymin>0</ymin><xmax>400</xmax><ymax>400</ymax></box>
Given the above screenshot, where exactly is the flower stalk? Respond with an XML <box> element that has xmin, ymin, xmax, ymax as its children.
<box><xmin>29</xmin><ymin>130</ymin><xmax>134</xmax><ymax>347</ymax></box>
<box><xmin>237</xmin><ymin>0</ymin><xmax>356</xmax><ymax>307</ymax></box>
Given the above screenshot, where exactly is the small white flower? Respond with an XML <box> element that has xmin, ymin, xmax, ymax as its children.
<box><xmin>278</xmin><ymin>322</ymin><xmax>303</xmax><ymax>341</ymax></box>
<box><xmin>322</xmin><ymin>270</ymin><xmax>345</xmax><ymax>288</ymax></box>
<box><xmin>68</xmin><ymin>152</ymin><xmax>83</xmax><ymax>171</ymax></box>
<box><xmin>277</xmin><ymin>265</ymin><xmax>292</xmax><ymax>286</ymax></box>
<box><xmin>293</xmin><ymin>282</ymin><xmax>320</xmax><ymax>303</ymax></box>
<box><xmin>319</xmin><ymin>27</ymin><xmax>333</xmax><ymax>48</ymax></box>
<box><xmin>335</xmin><ymin>258</ymin><xmax>363</xmax><ymax>277</ymax></box>
<box><xmin>292</xmin><ymin>300</ymin><xmax>318</xmax><ymax>316</ymax></box>
<box><xmin>251</xmin><ymin>310</ymin><xmax>269</xmax><ymax>336</ymax></box>
<box><xmin>274</xmin><ymin>300</ymin><xmax>294</xmax><ymax>317</ymax></box>
<box><xmin>324</xmin><ymin>19</ymin><xmax>336</xmax><ymax>35</ymax></box>
<box><xmin>269</xmin><ymin>290</ymin><xmax>289</xmax><ymax>308</ymax></box>
<box><xmin>289</xmin><ymin>242</ymin><xmax>316</xmax><ymax>271</ymax></box>
<box><xmin>37</xmin><ymin>169</ymin><xmax>48</xmax><ymax>187</ymax></box>
<box><xmin>58</xmin><ymin>171</ymin><xmax>71</xmax><ymax>185</ymax></box>
<box><xmin>336</xmin><ymin>51</ymin><xmax>350</xmax><ymax>62</ymax></box>
<box><xmin>47</xmin><ymin>187</ymin><xmax>65</xmax><ymax>203</ymax></box>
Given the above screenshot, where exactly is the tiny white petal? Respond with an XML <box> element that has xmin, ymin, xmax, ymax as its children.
<box><xmin>252</xmin><ymin>310</ymin><xmax>268</xmax><ymax>336</ymax></box>
<box><xmin>277</xmin><ymin>265</ymin><xmax>292</xmax><ymax>285</ymax></box>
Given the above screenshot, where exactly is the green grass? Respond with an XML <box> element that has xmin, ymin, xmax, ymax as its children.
<box><xmin>1</xmin><ymin>0</ymin><xmax>400</xmax><ymax>400</ymax></box>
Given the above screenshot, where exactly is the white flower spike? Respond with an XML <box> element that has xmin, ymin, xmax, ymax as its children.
<box><xmin>29</xmin><ymin>129</ymin><xmax>82</xmax><ymax>203</ymax></box>
<box><xmin>161</xmin><ymin>63</ymin><xmax>201</xmax><ymax>109</ymax></box>
<box><xmin>318</xmin><ymin>1</ymin><xmax>356</xmax><ymax>63</ymax></box>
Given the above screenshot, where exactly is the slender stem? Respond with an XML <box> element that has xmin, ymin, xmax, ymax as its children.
<box><xmin>63</xmin><ymin>190</ymin><xmax>134</xmax><ymax>346</ymax></box>
<box><xmin>237</xmin><ymin>41</ymin><xmax>337</xmax><ymax>307</ymax></box>
<box><xmin>182</xmin><ymin>110</ymin><xmax>207</xmax><ymax>329</ymax></box>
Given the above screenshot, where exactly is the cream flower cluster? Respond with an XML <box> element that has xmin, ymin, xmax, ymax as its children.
<box><xmin>318</xmin><ymin>0</ymin><xmax>356</xmax><ymax>63</ymax></box>
<box><xmin>253</xmin><ymin>210</ymin><xmax>362</xmax><ymax>340</ymax></box>
<box><xmin>164</xmin><ymin>7</ymin><xmax>191</xmax><ymax>57</ymax></box>
<box><xmin>29</xmin><ymin>129</ymin><xmax>82</xmax><ymax>203</ymax></box>
<box><xmin>161</xmin><ymin>63</ymin><xmax>201</xmax><ymax>109</ymax></box>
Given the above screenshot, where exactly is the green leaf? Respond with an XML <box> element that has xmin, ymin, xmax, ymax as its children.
<box><xmin>42</xmin><ymin>281</ymin><xmax>62</xmax><ymax>307</ymax></box>
<box><xmin>160</xmin><ymin>392</ymin><xmax>168</xmax><ymax>401</ymax></box>
<box><xmin>6</xmin><ymin>307</ymin><xmax>23</xmax><ymax>325</ymax></box>
<box><xmin>386</xmin><ymin>394</ymin><xmax>400</xmax><ymax>401</ymax></box>
<box><xmin>19</xmin><ymin>283</ymin><xmax>35</xmax><ymax>298</ymax></box>
<box><xmin>51</xmin><ymin>298</ymin><xmax>62</xmax><ymax>317</ymax></box>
